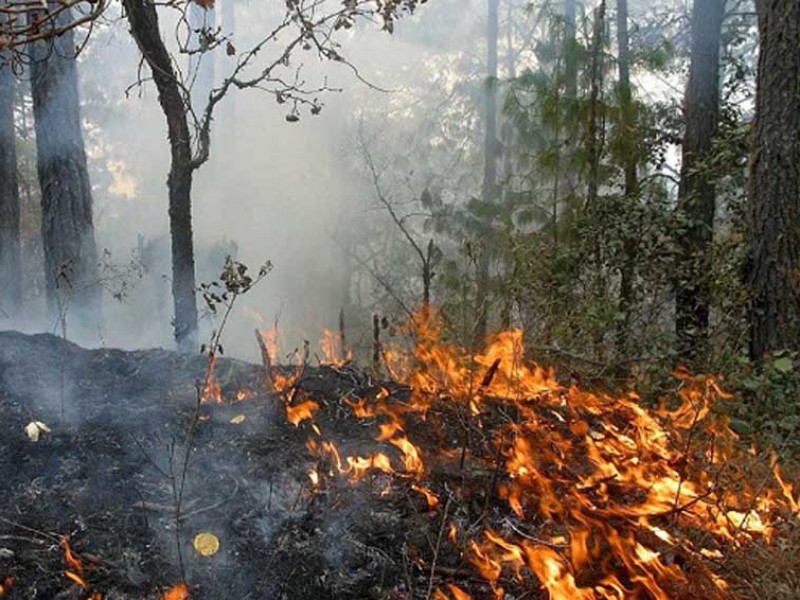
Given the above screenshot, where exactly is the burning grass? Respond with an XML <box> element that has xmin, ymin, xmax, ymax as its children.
<box><xmin>254</xmin><ymin>312</ymin><xmax>800</xmax><ymax>599</ymax></box>
<box><xmin>0</xmin><ymin>316</ymin><xmax>797</xmax><ymax>599</ymax></box>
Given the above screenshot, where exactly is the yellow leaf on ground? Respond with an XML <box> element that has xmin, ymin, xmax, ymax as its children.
<box><xmin>193</xmin><ymin>532</ymin><xmax>220</xmax><ymax>557</ymax></box>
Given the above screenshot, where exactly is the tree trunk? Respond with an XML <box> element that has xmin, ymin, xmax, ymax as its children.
<box><xmin>615</xmin><ymin>0</ymin><xmax>637</xmax><ymax>362</ymax></box>
<box><xmin>564</xmin><ymin>0</ymin><xmax>578</xmax><ymax>101</ymax></box>
<box><xmin>748</xmin><ymin>0</ymin><xmax>800</xmax><ymax>359</ymax></box>
<box><xmin>586</xmin><ymin>0</ymin><xmax>606</xmax><ymax>361</ymax></box>
<box><xmin>474</xmin><ymin>0</ymin><xmax>499</xmax><ymax>346</ymax></box>
<box><xmin>0</xmin><ymin>59</ymin><xmax>21</xmax><ymax>317</ymax></box>
<box><xmin>675</xmin><ymin>0</ymin><xmax>724</xmax><ymax>366</ymax></box>
<box><xmin>585</xmin><ymin>0</ymin><xmax>605</xmax><ymax>213</ymax></box>
<box><xmin>123</xmin><ymin>0</ymin><xmax>199</xmax><ymax>352</ymax></box>
<box><xmin>30</xmin><ymin>9</ymin><xmax>100</xmax><ymax>329</ymax></box>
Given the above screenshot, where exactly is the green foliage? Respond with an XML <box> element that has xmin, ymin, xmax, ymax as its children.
<box><xmin>725</xmin><ymin>352</ymin><xmax>800</xmax><ymax>451</ymax></box>
<box><xmin>349</xmin><ymin>1</ymin><xmax>787</xmax><ymax>458</ymax></box>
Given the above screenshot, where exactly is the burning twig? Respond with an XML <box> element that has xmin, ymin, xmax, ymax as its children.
<box><xmin>254</xmin><ymin>328</ymin><xmax>275</xmax><ymax>392</ymax></box>
<box><xmin>373</xmin><ymin>314</ymin><xmax>382</xmax><ymax>375</ymax></box>
<box><xmin>479</xmin><ymin>358</ymin><xmax>502</xmax><ymax>392</ymax></box>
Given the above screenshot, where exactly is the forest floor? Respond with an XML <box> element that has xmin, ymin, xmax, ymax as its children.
<box><xmin>0</xmin><ymin>331</ymin><xmax>489</xmax><ymax>600</ymax></box>
<box><xmin>0</xmin><ymin>331</ymin><xmax>798</xmax><ymax>600</ymax></box>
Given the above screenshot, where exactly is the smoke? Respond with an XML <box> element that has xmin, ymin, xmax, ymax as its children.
<box><xmin>44</xmin><ymin>0</ymin><xmax>472</xmax><ymax>359</ymax></box>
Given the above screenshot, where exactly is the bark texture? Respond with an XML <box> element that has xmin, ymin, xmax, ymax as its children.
<box><xmin>123</xmin><ymin>0</ymin><xmax>199</xmax><ymax>351</ymax></box>
<box><xmin>30</xmin><ymin>11</ymin><xmax>100</xmax><ymax>325</ymax></box>
<box><xmin>675</xmin><ymin>0</ymin><xmax>724</xmax><ymax>365</ymax></box>
<box><xmin>748</xmin><ymin>0</ymin><xmax>800</xmax><ymax>359</ymax></box>
<box><xmin>0</xmin><ymin>60</ymin><xmax>21</xmax><ymax>316</ymax></box>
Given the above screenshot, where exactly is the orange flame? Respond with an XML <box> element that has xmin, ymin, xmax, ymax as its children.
<box><xmin>266</xmin><ymin>309</ymin><xmax>799</xmax><ymax>598</ymax></box>
<box><xmin>320</xmin><ymin>329</ymin><xmax>351</xmax><ymax>366</ymax></box>
<box><xmin>285</xmin><ymin>400</ymin><xmax>319</xmax><ymax>426</ymax></box>
<box><xmin>60</xmin><ymin>536</ymin><xmax>88</xmax><ymax>588</ymax></box>
<box><xmin>163</xmin><ymin>582</ymin><xmax>190</xmax><ymax>600</ymax></box>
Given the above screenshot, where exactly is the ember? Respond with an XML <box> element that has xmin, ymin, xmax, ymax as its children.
<box><xmin>163</xmin><ymin>582</ymin><xmax>190</xmax><ymax>600</ymax></box>
<box><xmin>0</xmin><ymin>577</ymin><xmax>12</xmax><ymax>596</ymax></box>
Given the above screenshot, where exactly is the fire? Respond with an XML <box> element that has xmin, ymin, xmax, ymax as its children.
<box><xmin>163</xmin><ymin>582</ymin><xmax>190</xmax><ymax>600</ymax></box>
<box><xmin>285</xmin><ymin>399</ymin><xmax>319</xmax><ymax>426</ymax></box>
<box><xmin>200</xmin><ymin>354</ymin><xmax>223</xmax><ymax>404</ymax></box>
<box><xmin>320</xmin><ymin>328</ymin><xmax>351</xmax><ymax>366</ymax></box>
<box><xmin>61</xmin><ymin>536</ymin><xmax>89</xmax><ymax>589</ymax></box>
<box><xmin>257</xmin><ymin>309</ymin><xmax>799</xmax><ymax>598</ymax></box>
<box><xmin>0</xmin><ymin>577</ymin><xmax>13</xmax><ymax>596</ymax></box>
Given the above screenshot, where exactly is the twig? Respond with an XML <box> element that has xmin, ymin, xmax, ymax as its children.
<box><xmin>254</xmin><ymin>328</ymin><xmax>275</xmax><ymax>392</ymax></box>
<box><xmin>426</xmin><ymin>494</ymin><xmax>453</xmax><ymax>600</ymax></box>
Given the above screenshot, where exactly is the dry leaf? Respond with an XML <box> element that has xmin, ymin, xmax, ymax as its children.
<box><xmin>193</xmin><ymin>532</ymin><xmax>219</xmax><ymax>557</ymax></box>
<box><xmin>229</xmin><ymin>415</ymin><xmax>246</xmax><ymax>424</ymax></box>
<box><xmin>24</xmin><ymin>421</ymin><xmax>51</xmax><ymax>442</ymax></box>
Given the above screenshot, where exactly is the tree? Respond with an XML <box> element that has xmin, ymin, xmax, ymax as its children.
<box><xmin>675</xmin><ymin>0</ymin><xmax>725</xmax><ymax>365</ymax></box>
<box><xmin>563</xmin><ymin>0</ymin><xmax>577</xmax><ymax>100</ymax></box>
<box><xmin>30</xmin><ymin>6</ymin><xmax>100</xmax><ymax>327</ymax></box>
<box><xmin>474</xmin><ymin>0</ymin><xmax>500</xmax><ymax>345</ymax></box>
<box><xmin>747</xmin><ymin>0</ymin><xmax>800</xmax><ymax>360</ymax></box>
<box><xmin>0</xmin><ymin>0</ymin><xmax>105</xmax><ymax>53</ymax></box>
<box><xmin>0</xmin><ymin>56</ymin><xmax>21</xmax><ymax>316</ymax></box>
<box><xmin>122</xmin><ymin>0</ymin><xmax>428</xmax><ymax>351</ymax></box>
<box><xmin>122</xmin><ymin>0</ymin><xmax>200</xmax><ymax>351</ymax></box>
<box><xmin>614</xmin><ymin>0</ymin><xmax>637</xmax><ymax>361</ymax></box>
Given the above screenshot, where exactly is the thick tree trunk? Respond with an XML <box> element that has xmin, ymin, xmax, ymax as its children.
<box><xmin>474</xmin><ymin>0</ymin><xmax>499</xmax><ymax>346</ymax></box>
<box><xmin>123</xmin><ymin>0</ymin><xmax>199</xmax><ymax>352</ymax></box>
<box><xmin>0</xmin><ymin>60</ymin><xmax>21</xmax><ymax>317</ymax></box>
<box><xmin>30</xmin><ymin>11</ymin><xmax>100</xmax><ymax>329</ymax></box>
<box><xmin>675</xmin><ymin>0</ymin><xmax>724</xmax><ymax>365</ymax></box>
<box><xmin>748</xmin><ymin>0</ymin><xmax>800</xmax><ymax>359</ymax></box>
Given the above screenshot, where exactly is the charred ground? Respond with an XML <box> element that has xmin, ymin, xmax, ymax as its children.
<box><xmin>0</xmin><ymin>332</ymin><xmax>453</xmax><ymax>600</ymax></box>
<box><xmin>0</xmin><ymin>331</ymin><xmax>797</xmax><ymax>600</ymax></box>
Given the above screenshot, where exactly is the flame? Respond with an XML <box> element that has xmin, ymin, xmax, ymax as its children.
<box><xmin>163</xmin><ymin>582</ymin><xmax>190</xmax><ymax>600</ymax></box>
<box><xmin>61</xmin><ymin>536</ymin><xmax>88</xmax><ymax>588</ymax></box>
<box><xmin>200</xmin><ymin>354</ymin><xmax>223</xmax><ymax>404</ymax></box>
<box><xmin>285</xmin><ymin>399</ymin><xmax>319</xmax><ymax>426</ymax></box>
<box><xmin>411</xmin><ymin>483</ymin><xmax>440</xmax><ymax>508</ymax></box>
<box><xmin>261</xmin><ymin>309</ymin><xmax>799</xmax><ymax>598</ymax></box>
<box><xmin>434</xmin><ymin>585</ymin><xmax>473</xmax><ymax>600</ymax></box>
<box><xmin>320</xmin><ymin>329</ymin><xmax>351</xmax><ymax>366</ymax></box>
<box><xmin>0</xmin><ymin>578</ymin><xmax>13</xmax><ymax>596</ymax></box>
